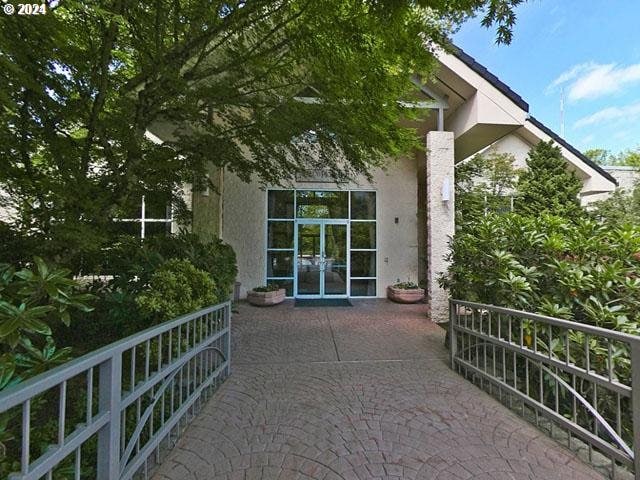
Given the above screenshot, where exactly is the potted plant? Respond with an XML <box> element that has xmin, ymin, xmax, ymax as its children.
<box><xmin>387</xmin><ymin>281</ymin><xmax>424</xmax><ymax>304</ymax></box>
<box><xmin>247</xmin><ymin>283</ymin><xmax>286</xmax><ymax>306</ymax></box>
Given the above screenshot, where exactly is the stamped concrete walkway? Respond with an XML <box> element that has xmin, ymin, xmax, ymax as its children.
<box><xmin>154</xmin><ymin>300</ymin><xmax>603</xmax><ymax>480</ymax></box>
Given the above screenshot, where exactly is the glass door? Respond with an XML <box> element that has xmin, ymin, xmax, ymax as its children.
<box><xmin>296</xmin><ymin>223</ymin><xmax>321</xmax><ymax>296</ymax></box>
<box><xmin>295</xmin><ymin>221</ymin><xmax>348</xmax><ymax>298</ymax></box>
<box><xmin>323</xmin><ymin>223</ymin><xmax>347</xmax><ymax>296</ymax></box>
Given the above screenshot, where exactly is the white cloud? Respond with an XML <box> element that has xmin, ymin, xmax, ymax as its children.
<box><xmin>578</xmin><ymin>134</ymin><xmax>595</xmax><ymax>146</ymax></box>
<box><xmin>613</xmin><ymin>130</ymin><xmax>632</xmax><ymax>140</ymax></box>
<box><xmin>546</xmin><ymin>62</ymin><xmax>597</xmax><ymax>93</ymax></box>
<box><xmin>574</xmin><ymin>101</ymin><xmax>640</xmax><ymax>128</ymax></box>
<box><xmin>548</xmin><ymin>62</ymin><xmax>640</xmax><ymax>101</ymax></box>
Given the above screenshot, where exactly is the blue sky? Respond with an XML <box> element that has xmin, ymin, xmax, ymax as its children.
<box><xmin>453</xmin><ymin>0</ymin><xmax>640</xmax><ymax>155</ymax></box>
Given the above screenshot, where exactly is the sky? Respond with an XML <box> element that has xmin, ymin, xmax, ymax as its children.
<box><xmin>453</xmin><ymin>0</ymin><xmax>640</xmax><ymax>156</ymax></box>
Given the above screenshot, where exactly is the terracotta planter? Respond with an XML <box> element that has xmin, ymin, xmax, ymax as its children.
<box><xmin>455</xmin><ymin>305</ymin><xmax>474</xmax><ymax>316</ymax></box>
<box><xmin>387</xmin><ymin>286</ymin><xmax>425</xmax><ymax>304</ymax></box>
<box><xmin>247</xmin><ymin>288</ymin><xmax>286</xmax><ymax>306</ymax></box>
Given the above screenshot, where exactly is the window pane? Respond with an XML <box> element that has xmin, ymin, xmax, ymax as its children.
<box><xmin>350</xmin><ymin>279</ymin><xmax>376</xmax><ymax>296</ymax></box>
<box><xmin>297</xmin><ymin>223</ymin><xmax>321</xmax><ymax>295</ymax></box>
<box><xmin>268</xmin><ymin>279</ymin><xmax>293</xmax><ymax>296</ymax></box>
<box><xmin>267</xmin><ymin>251</ymin><xmax>294</xmax><ymax>277</ymax></box>
<box><xmin>113</xmin><ymin>221</ymin><xmax>140</xmax><ymax>237</ymax></box>
<box><xmin>324</xmin><ymin>224</ymin><xmax>347</xmax><ymax>295</ymax></box>
<box><xmin>116</xmin><ymin>198</ymin><xmax>142</xmax><ymax>219</ymax></box>
<box><xmin>268</xmin><ymin>190</ymin><xmax>294</xmax><ymax>218</ymax></box>
<box><xmin>268</xmin><ymin>221</ymin><xmax>294</xmax><ymax>248</ymax></box>
<box><xmin>350</xmin><ymin>222</ymin><xmax>376</xmax><ymax>249</ymax></box>
<box><xmin>145</xmin><ymin>222</ymin><xmax>171</xmax><ymax>237</ymax></box>
<box><xmin>350</xmin><ymin>191</ymin><xmax>376</xmax><ymax>219</ymax></box>
<box><xmin>296</xmin><ymin>191</ymin><xmax>348</xmax><ymax>218</ymax></box>
<box><xmin>351</xmin><ymin>251</ymin><xmax>376</xmax><ymax>277</ymax></box>
<box><xmin>145</xmin><ymin>193</ymin><xmax>171</xmax><ymax>219</ymax></box>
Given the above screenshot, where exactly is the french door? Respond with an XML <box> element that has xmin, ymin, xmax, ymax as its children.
<box><xmin>295</xmin><ymin>220</ymin><xmax>348</xmax><ymax>298</ymax></box>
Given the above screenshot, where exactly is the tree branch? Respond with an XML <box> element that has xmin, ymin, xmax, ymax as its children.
<box><xmin>82</xmin><ymin>0</ymin><xmax>127</xmax><ymax>174</ymax></box>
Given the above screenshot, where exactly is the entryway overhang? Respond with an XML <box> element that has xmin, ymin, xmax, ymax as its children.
<box><xmin>425</xmin><ymin>46</ymin><xmax>617</xmax><ymax>195</ymax></box>
<box><xmin>432</xmin><ymin>48</ymin><xmax>529</xmax><ymax>162</ymax></box>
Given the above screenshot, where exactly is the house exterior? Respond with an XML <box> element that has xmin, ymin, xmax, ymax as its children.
<box><xmin>176</xmin><ymin>47</ymin><xmax>617</xmax><ymax>322</ymax></box>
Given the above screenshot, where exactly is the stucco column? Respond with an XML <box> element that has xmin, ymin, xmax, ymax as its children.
<box><xmin>426</xmin><ymin>131</ymin><xmax>455</xmax><ymax>322</ymax></box>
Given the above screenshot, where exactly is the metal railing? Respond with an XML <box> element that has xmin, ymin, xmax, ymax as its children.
<box><xmin>450</xmin><ymin>299</ymin><xmax>640</xmax><ymax>479</ymax></box>
<box><xmin>0</xmin><ymin>301</ymin><xmax>231</xmax><ymax>480</ymax></box>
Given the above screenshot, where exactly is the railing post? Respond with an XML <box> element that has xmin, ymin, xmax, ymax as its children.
<box><xmin>225</xmin><ymin>303</ymin><xmax>232</xmax><ymax>376</ymax></box>
<box><xmin>97</xmin><ymin>354</ymin><xmax>122</xmax><ymax>480</ymax></box>
<box><xmin>630</xmin><ymin>341</ymin><xmax>640</xmax><ymax>476</ymax></box>
<box><xmin>449</xmin><ymin>299</ymin><xmax>457</xmax><ymax>370</ymax></box>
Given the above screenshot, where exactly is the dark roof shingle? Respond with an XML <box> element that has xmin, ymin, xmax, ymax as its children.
<box><xmin>450</xmin><ymin>46</ymin><xmax>529</xmax><ymax>112</ymax></box>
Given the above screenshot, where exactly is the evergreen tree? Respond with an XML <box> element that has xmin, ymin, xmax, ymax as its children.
<box><xmin>515</xmin><ymin>141</ymin><xmax>584</xmax><ymax>218</ymax></box>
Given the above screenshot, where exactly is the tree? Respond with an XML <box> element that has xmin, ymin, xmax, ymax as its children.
<box><xmin>455</xmin><ymin>151</ymin><xmax>519</xmax><ymax>223</ymax></box>
<box><xmin>0</xmin><ymin>0</ymin><xmax>524</xmax><ymax>270</ymax></box>
<box><xmin>612</xmin><ymin>148</ymin><xmax>640</xmax><ymax>167</ymax></box>
<box><xmin>584</xmin><ymin>148</ymin><xmax>610</xmax><ymax>165</ymax></box>
<box><xmin>584</xmin><ymin>147</ymin><xmax>640</xmax><ymax>167</ymax></box>
<box><xmin>591</xmin><ymin>181</ymin><xmax>640</xmax><ymax>226</ymax></box>
<box><xmin>515</xmin><ymin>141</ymin><xmax>584</xmax><ymax>219</ymax></box>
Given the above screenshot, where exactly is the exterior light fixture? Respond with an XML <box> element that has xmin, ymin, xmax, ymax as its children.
<box><xmin>442</xmin><ymin>176</ymin><xmax>451</xmax><ymax>202</ymax></box>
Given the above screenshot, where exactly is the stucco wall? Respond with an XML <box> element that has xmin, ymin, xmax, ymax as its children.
<box><xmin>485</xmin><ymin>133</ymin><xmax>529</xmax><ymax>169</ymax></box>
<box><xmin>601</xmin><ymin>166</ymin><xmax>639</xmax><ymax>192</ymax></box>
<box><xmin>480</xmin><ymin>133</ymin><xmax>607</xmax><ymax>203</ymax></box>
<box><xmin>221</xmin><ymin>157</ymin><xmax>419</xmax><ymax>298</ymax></box>
<box><xmin>192</xmin><ymin>165</ymin><xmax>222</xmax><ymax>239</ymax></box>
<box><xmin>0</xmin><ymin>190</ymin><xmax>16</xmax><ymax>224</ymax></box>
<box><xmin>584</xmin><ymin>166</ymin><xmax>640</xmax><ymax>204</ymax></box>
<box><xmin>425</xmin><ymin>131</ymin><xmax>455</xmax><ymax>322</ymax></box>
<box><xmin>221</xmin><ymin>171</ymin><xmax>268</xmax><ymax>299</ymax></box>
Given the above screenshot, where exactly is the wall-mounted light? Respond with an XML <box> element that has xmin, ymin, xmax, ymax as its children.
<box><xmin>202</xmin><ymin>173</ymin><xmax>210</xmax><ymax>197</ymax></box>
<box><xmin>442</xmin><ymin>176</ymin><xmax>451</xmax><ymax>202</ymax></box>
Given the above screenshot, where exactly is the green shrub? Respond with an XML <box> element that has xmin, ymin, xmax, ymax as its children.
<box><xmin>391</xmin><ymin>282</ymin><xmax>420</xmax><ymax>289</ymax></box>
<box><xmin>65</xmin><ymin>233</ymin><xmax>237</xmax><ymax>351</ymax></box>
<box><xmin>441</xmin><ymin>213</ymin><xmax>640</xmax><ymax>443</ymax></box>
<box><xmin>135</xmin><ymin>259</ymin><xmax>217</xmax><ymax>322</ymax></box>
<box><xmin>252</xmin><ymin>283</ymin><xmax>281</xmax><ymax>292</ymax></box>
<box><xmin>107</xmin><ymin>232</ymin><xmax>237</xmax><ymax>301</ymax></box>
<box><xmin>147</xmin><ymin>233</ymin><xmax>237</xmax><ymax>301</ymax></box>
<box><xmin>61</xmin><ymin>288</ymin><xmax>143</xmax><ymax>354</ymax></box>
<box><xmin>0</xmin><ymin>258</ymin><xmax>92</xmax><ymax>476</ymax></box>
<box><xmin>0</xmin><ymin>258</ymin><xmax>92</xmax><ymax>384</ymax></box>
<box><xmin>440</xmin><ymin>213</ymin><xmax>640</xmax><ymax>334</ymax></box>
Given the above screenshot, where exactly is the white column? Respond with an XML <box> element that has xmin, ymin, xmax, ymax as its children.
<box><xmin>426</xmin><ymin>131</ymin><xmax>455</xmax><ymax>322</ymax></box>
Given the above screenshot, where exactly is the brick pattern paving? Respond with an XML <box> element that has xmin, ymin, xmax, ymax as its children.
<box><xmin>153</xmin><ymin>300</ymin><xmax>603</xmax><ymax>480</ymax></box>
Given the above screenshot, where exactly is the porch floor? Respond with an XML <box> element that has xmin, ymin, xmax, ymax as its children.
<box><xmin>153</xmin><ymin>300</ymin><xmax>603</xmax><ymax>480</ymax></box>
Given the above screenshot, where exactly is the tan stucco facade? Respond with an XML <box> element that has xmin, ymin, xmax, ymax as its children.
<box><xmin>220</xmin><ymin>155</ymin><xmax>421</xmax><ymax>299</ymax></box>
<box><xmin>174</xmin><ymin>46</ymin><xmax>619</xmax><ymax>322</ymax></box>
<box><xmin>584</xmin><ymin>166</ymin><xmax>640</xmax><ymax>204</ymax></box>
<box><xmin>483</xmin><ymin>131</ymin><xmax>618</xmax><ymax>204</ymax></box>
<box><xmin>425</xmin><ymin>131</ymin><xmax>455</xmax><ymax>322</ymax></box>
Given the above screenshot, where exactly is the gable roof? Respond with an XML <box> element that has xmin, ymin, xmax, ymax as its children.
<box><xmin>448</xmin><ymin>45</ymin><xmax>617</xmax><ymax>187</ymax></box>
<box><xmin>527</xmin><ymin>116</ymin><xmax>617</xmax><ymax>186</ymax></box>
<box><xmin>450</xmin><ymin>46</ymin><xmax>529</xmax><ymax>112</ymax></box>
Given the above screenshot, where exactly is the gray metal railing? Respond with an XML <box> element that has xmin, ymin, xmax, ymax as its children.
<box><xmin>0</xmin><ymin>301</ymin><xmax>231</xmax><ymax>480</ymax></box>
<box><xmin>450</xmin><ymin>299</ymin><xmax>640</xmax><ymax>479</ymax></box>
